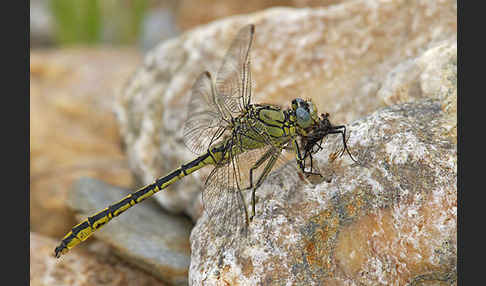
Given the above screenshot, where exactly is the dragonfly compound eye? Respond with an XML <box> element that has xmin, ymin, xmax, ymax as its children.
<box><xmin>296</xmin><ymin>107</ymin><xmax>312</xmax><ymax>129</ymax></box>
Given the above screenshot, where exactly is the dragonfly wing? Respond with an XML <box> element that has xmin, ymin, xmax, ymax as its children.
<box><xmin>203</xmin><ymin>162</ymin><xmax>249</xmax><ymax>240</ymax></box>
<box><xmin>201</xmin><ymin>145</ymin><xmax>273</xmax><ymax>239</ymax></box>
<box><xmin>201</xmin><ymin>144</ymin><xmax>302</xmax><ymax>238</ymax></box>
<box><xmin>184</xmin><ymin>24</ymin><xmax>256</xmax><ymax>155</ymax></box>
<box><xmin>183</xmin><ymin>71</ymin><xmax>231</xmax><ymax>155</ymax></box>
<box><xmin>215</xmin><ymin>24</ymin><xmax>255</xmax><ymax>113</ymax></box>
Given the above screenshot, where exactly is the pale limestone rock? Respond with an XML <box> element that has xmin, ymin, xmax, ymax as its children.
<box><xmin>190</xmin><ymin>99</ymin><xmax>456</xmax><ymax>285</ymax></box>
<box><xmin>378</xmin><ymin>38</ymin><xmax>457</xmax><ymax>142</ymax></box>
<box><xmin>175</xmin><ymin>0</ymin><xmax>348</xmax><ymax>31</ymax></box>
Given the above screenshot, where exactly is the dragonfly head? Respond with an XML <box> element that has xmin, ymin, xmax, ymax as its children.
<box><xmin>291</xmin><ymin>98</ymin><xmax>319</xmax><ymax>135</ymax></box>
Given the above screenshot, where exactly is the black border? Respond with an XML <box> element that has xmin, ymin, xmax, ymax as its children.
<box><xmin>9</xmin><ymin>0</ymin><xmax>30</xmax><ymax>285</ymax></box>
<box><xmin>456</xmin><ymin>0</ymin><xmax>462</xmax><ymax>285</ymax></box>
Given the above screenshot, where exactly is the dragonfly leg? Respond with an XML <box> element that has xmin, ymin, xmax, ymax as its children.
<box><xmin>251</xmin><ymin>154</ymin><xmax>279</xmax><ymax>221</ymax></box>
<box><xmin>292</xmin><ymin>138</ymin><xmax>306</xmax><ymax>172</ymax></box>
<box><xmin>247</xmin><ymin>149</ymin><xmax>279</xmax><ymax>221</ymax></box>
<box><xmin>304</xmin><ymin>152</ymin><xmax>323</xmax><ymax>177</ymax></box>
<box><xmin>293</xmin><ymin>139</ymin><xmax>322</xmax><ymax>177</ymax></box>
<box><xmin>328</xmin><ymin>125</ymin><xmax>358</xmax><ymax>163</ymax></box>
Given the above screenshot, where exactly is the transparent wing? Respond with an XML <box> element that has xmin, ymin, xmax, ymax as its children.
<box><xmin>183</xmin><ymin>71</ymin><xmax>231</xmax><ymax>155</ymax></box>
<box><xmin>202</xmin><ymin>146</ymin><xmax>272</xmax><ymax>220</ymax></box>
<box><xmin>215</xmin><ymin>24</ymin><xmax>255</xmax><ymax>113</ymax></box>
<box><xmin>202</xmin><ymin>163</ymin><xmax>249</xmax><ymax>240</ymax></box>
<box><xmin>184</xmin><ymin>24</ymin><xmax>256</xmax><ymax>155</ymax></box>
<box><xmin>202</xmin><ymin>143</ymin><xmax>303</xmax><ymax>239</ymax></box>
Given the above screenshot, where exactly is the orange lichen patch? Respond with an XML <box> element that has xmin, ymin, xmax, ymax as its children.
<box><xmin>318</xmin><ymin>228</ymin><xmax>331</xmax><ymax>244</ymax></box>
<box><xmin>303</xmin><ymin>244</ymin><xmax>320</xmax><ymax>269</ymax></box>
<box><xmin>346</xmin><ymin>202</ymin><xmax>358</xmax><ymax>218</ymax></box>
<box><xmin>338</xmin><ymin>187</ymin><xmax>370</xmax><ymax>221</ymax></box>
<box><xmin>334</xmin><ymin>188</ymin><xmax>456</xmax><ymax>284</ymax></box>
<box><xmin>216</xmin><ymin>265</ymin><xmax>239</xmax><ymax>286</ymax></box>
<box><xmin>302</xmin><ymin>209</ymin><xmax>341</xmax><ymax>273</ymax></box>
<box><xmin>321</xmin><ymin>209</ymin><xmax>333</xmax><ymax>219</ymax></box>
<box><xmin>305</xmin><ymin>241</ymin><xmax>316</xmax><ymax>255</ymax></box>
<box><xmin>354</xmin><ymin>195</ymin><xmax>366</xmax><ymax>215</ymax></box>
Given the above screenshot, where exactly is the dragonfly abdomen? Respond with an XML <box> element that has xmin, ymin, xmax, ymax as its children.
<box><xmin>54</xmin><ymin>151</ymin><xmax>214</xmax><ymax>258</ymax></box>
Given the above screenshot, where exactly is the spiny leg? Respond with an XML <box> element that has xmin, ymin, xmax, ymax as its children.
<box><xmin>246</xmin><ymin>148</ymin><xmax>276</xmax><ymax>221</ymax></box>
<box><xmin>328</xmin><ymin>125</ymin><xmax>358</xmax><ymax>163</ymax></box>
<box><xmin>294</xmin><ymin>138</ymin><xmax>322</xmax><ymax>177</ymax></box>
<box><xmin>249</xmin><ymin>152</ymin><xmax>280</xmax><ymax>221</ymax></box>
<box><xmin>229</xmin><ymin>147</ymin><xmax>251</xmax><ymax>227</ymax></box>
<box><xmin>292</xmin><ymin>138</ymin><xmax>305</xmax><ymax>172</ymax></box>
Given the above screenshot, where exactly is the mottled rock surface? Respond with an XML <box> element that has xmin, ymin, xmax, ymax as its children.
<box><xmin>377</xmin><ymin>38</ymin><xmax>457</xmax><ymax>143</ymax></box>
<box><xmin>68</xmin><ymin>178</ymin><xmax>192</xmax><ymax>286</ymax></box>
<box><xmin>190</xmin><ymin>98</ymin><xmax>456</xmax><ymax>285</ymax></box>
<box><xmin>30</xmin><ymin>48</ymin><xmax>141</xmax><ymax>238</ymax></box>
<box><xmin>30</xmin><ymin>232</ymin><xmax>167</xmax><ymax>286</ymax></box>
<box><xmin>185</xmin><ymin>13</ymin><xmax>457</xmax><ymax>283</ymax></box>
<box><xmin>176</xmin><ymin>0</ymin><xmax>347</xmax><ymax>31</ymax></box>
<box><xmin>116</xmin><ymin>0</ymin><xmax>456</xmax><ymax>222</ymax></box>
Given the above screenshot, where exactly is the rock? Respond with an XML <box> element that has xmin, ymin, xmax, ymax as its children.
<box><xmin>68</xmin><ymin>178</ymin><xmax>192</xmax><ymax>286</ymax></box>
<box><xmin>30</xmin><ymin>48</ymin><xmax>141</xmax><ymax>239</ymax></box>
<box><xmin>378</xmin><ymin>38</ymin><xmax>457</xmax><ymax>143</ymax></box>
<box><xmin>175</xmin><ymin>0</ymin><xmax>348</xmax><ymax>31</ymax></box>
<box><xmin>30</xmin><ymin>232</ymin><xmax>167</xmax><ymax>286</ymax></box>
<box><xmin>115</xmin><ymin>0</ymin><xmax>456</xmax><ymax>222</ymax></box>
<box><xmin>190</xmin><ymin>98</ymin><xmax>456</xmax><ymax>285</ymax></box>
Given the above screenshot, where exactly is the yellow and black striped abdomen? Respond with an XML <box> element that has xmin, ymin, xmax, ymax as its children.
<box><xmin>54</xmin><ymin>151</ymin><xmax>214</xmax><ymax>258</ymax></box>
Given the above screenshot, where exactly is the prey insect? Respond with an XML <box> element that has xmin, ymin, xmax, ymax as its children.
<box><xmin>300</xmin><ymin>112</ymin><xmax>358</xmax><ymax>176</ymax></box>
<box><xmin>54</xmin><ymin>24</ymin><xmax>357</xmax><ymax>258</ymax></box>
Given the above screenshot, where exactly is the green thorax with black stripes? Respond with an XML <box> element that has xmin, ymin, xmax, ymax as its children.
<box><xmin>208</xmin><ymin>104</ymin><xmax>298</xmax><ymax>163</ymax></box>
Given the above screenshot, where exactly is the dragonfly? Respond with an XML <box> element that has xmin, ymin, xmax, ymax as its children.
<box><xmin>54</xmin><ymin>24</ymin><xmax>356</xmax><ymax>258</ymax></box>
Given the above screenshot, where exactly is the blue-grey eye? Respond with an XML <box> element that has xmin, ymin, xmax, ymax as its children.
<box><xmin>296</xmin><ymin>107</ymin><xmax>311</xmax><ymax>128</ymax></box>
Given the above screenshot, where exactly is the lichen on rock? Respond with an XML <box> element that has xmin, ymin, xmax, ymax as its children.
<box><xmin>189</xmin><ymin>98</ymin><xmax>456</xmax><ymax>285</ymax></box>
<box><xmin>112</xmin><ymin>0</ymin><xmax>457</xmax><ymax>285</ymax></box>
